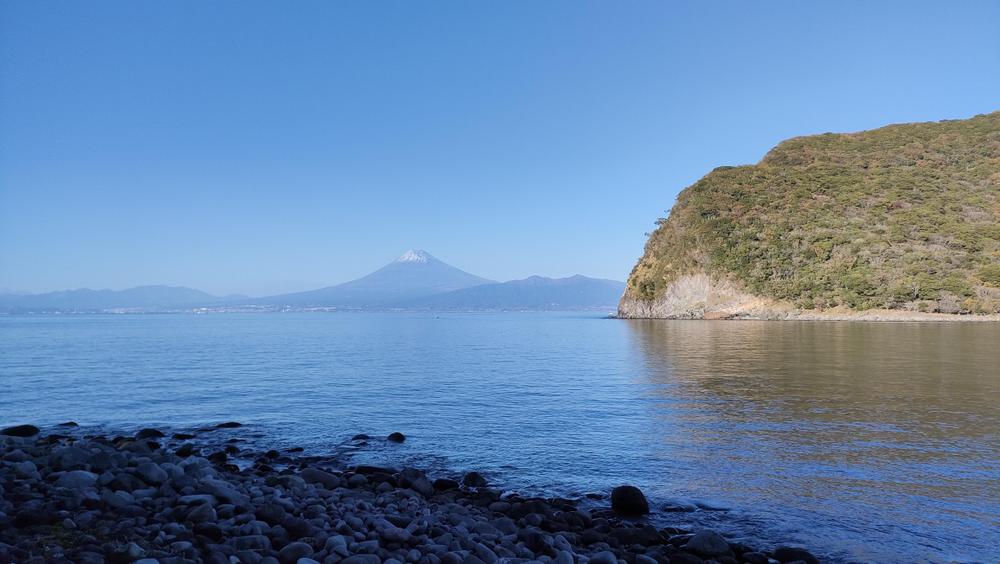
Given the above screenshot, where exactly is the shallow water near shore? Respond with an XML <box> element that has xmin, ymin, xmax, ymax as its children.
<box><xmin>1</xmin><ymin>313</ymin><xmax>998</xmax><ymax>562</ymax></box>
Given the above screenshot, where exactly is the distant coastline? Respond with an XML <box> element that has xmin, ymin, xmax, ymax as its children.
<box><xmin>617</xmin><ymin>294</ymin><xmax>1000</xmax><ymax>322</ymax></box>
<box><xmin>615</xmin><ymin>308</ymin><xmax>1000</xmax><ymax>322</ymax></box>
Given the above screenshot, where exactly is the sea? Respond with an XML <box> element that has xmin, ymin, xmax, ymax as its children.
<box><xmin>1</xmin><ymin>312</ymin><xmax>998</xmax><ymax>563</ymax></box>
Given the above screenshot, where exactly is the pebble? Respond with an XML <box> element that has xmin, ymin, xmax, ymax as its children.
<box><xmin>187</xmin><ymin>501</ymin><xmax>218</xmax><ymax>523</ymax></box>
<box><xmin>278</xmin><ymin>541</ymin><xmax>315</xmax><ymax>564</ymax></box>
<box><xmin>136</xmin><ymin>461</ymin><xmax>168</xmax><ymax>484</ymax></box>
<box><xmin>342</xmin><ymin>555</ymin><xmax>383</xmax><ymax>564</ymax></box>
<box><xmin>588</xmin><ymin>551</ymin><xmax>618</xmax><ymax>564</ymax></box>
<box><xmin>0</xmin><ymin>426</ymin><xmax>818</xmax><ymax>564</ymax></box>
<box><xmin>301</xmin><ymin>467</ymin><xmax>345</xmax><ymax>489</ymax></box>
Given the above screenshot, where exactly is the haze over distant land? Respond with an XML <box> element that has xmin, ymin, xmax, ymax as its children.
<box><xmin>0</xmin><ymin>251</ymin><xmax>624</xmax><ymax>313</ymax></box>
<box><xmin>2</xmin><ymin>2</ymin><xmax>999</xmax><ymax>295</ymax></box>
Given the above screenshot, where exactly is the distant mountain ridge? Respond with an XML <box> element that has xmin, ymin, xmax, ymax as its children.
<box><xmin>400</xmin><ymin>275</ymin><xmax>624</xmax><ymax>311</ymax></box>
<box><xmin>1</xmin><ymin>251</ymin><xmax>626</xmax><ymax>312</ymax></box>
<box><xmin>0</xmin><ymin>285</ymin><xmax>223</xmax><ymax>312</ymax></box>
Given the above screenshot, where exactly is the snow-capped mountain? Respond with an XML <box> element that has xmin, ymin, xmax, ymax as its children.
<box><xmin>255</xmin><ymin>250</ymin><xmax>494</xmax><ymax>307</ymax></box>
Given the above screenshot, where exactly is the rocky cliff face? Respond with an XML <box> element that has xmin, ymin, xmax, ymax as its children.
<box><xmin>620</xmin><ymin>111</ymin><xmax>1000</xmax><ymax>319</ymax></box>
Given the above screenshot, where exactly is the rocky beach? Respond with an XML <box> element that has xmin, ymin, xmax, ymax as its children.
<box><xmin>0</xmin><ymin>423</ymin><xmax>822</xmax><ymax>564</ymax></box>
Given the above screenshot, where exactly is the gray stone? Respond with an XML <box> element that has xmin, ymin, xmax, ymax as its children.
<box><xmin>462</xmin><ymin>472</ymin><xmax>487</xmax><ymax>488</ymax></box>
<box><xmin>200</xmin><ymin>477</ymin><xmax>251</xmax><ymax>506</ymax></box>
<box><xmin>50</xmin><ymin>445</ymin><xmax>94</xmax><ymax>470</ymax></box>
<box><xmin>136</xmin><ymin>461</ymin><xmax>168</xmax><ymax>485</ymax></box>
<box><xmin>188</xmin><ymin>502</ymin><xmax>218</xmax><ymax>523</ymax></box>
<box><xmin>555</xmin><ymin>550</ymin><xmax>574</xmax><ymax>564</ymax></box>
<box><xmin>473</xmin><ymin>542</ymin><xmax>498</xmax><ymax>563</ymax></box>
<box><xmin>170</xmin><ymin>540</ymin><xmax>195</xmax><ymax>554</ymax></box>
<box><xmin>13</xmin><ymin>460</ymin><xmax>40</xmax><ymax>480</ymax></box>
<box><xmin>773</xmin><ymin>546</ymin><xmax>819</xmax><ymax>564</ymax></box>
<box><xmin>398</xmin><ymin>468</ymin><xmax>435</xmax><ymax>497</ymax></box>
<box><xmin>742</xmin><ymin>553</ymin><xmax>769</xmax><ymax>564</ymax></box>
<box><xmin>325</xmin><ymin>535</ymin><xmax>351</xmax><ymax>557</ymax></box>
<box><xmin>57</xmin><ymin>469</ymin><xmax>99</xmax><ymax>490</ymax></box>
<box><xmin>237</xmin><ymin>550</ymin><xmax>266</xmax><ymax>564</ymax></box>
<box><xmin>2</xmin><ymin>448</ymin><xmax>30</xmax><ymax>462</ymax></box>
<box><xmin>179</xmin><ymin>494</ymin><xmax>217</xmax><ymax>505</ymax></box>
<box><xmin>279</xmin><ymin>541</ymin><xmax>315</xmax><ymax>564</ymax></box>
<box><xmin>101</xmin><ymin>489</ymin><xmax>135</xmax><ymax>509</ymax></box>
<box><xmin>125</xmin><ymin>541</ymin><xmax>146</xmax><ymax>559</ymax></box>
<box><xmin>301</xmin><ymin>467</ymin><xmax>345</xmax><ymax>490</ymax></box>
<box><xmin>354</xmin><ymin>540</ymin><xmax>380</xmax><ymax>554</ymax></box>
<box><xmin>588</xmin><ymin>552</ymin><xmax>618</xmax><ymax>564</ymax></box>
<box><xmin>0</xmin><ymin>424</ymin><xmax>39</xmax><ymax>437</ymax></box>
<box><xmin>493</xmin><ymin>517</ymin><xmax>517</xmax><ymax>536</ymax></box>
<box><xmin>232</xmin><ymin>535</ymin><xmax>272</xmax><ymax>551</ymax></box>
<box><xmin>610</xmin><ymin>485</ymin><xmax>649</xmax><ymax>516</ymax></box>
<box><xmin>683</xmin><ymin>530</ymin><xmax>731</xmax><ymax>558</ymax></box>
<box><xmin>379</xmin><ymin>526</ymin><xmax>412</xmax><ymax>544</ymax></box>
<box><xmin>341</xmin><ymin>555</ymin><xmax>382</xmax><ymax>564</ymax></box>
<box><xmin>488</xmin><ymin>501</ymin><xmax>511</xmax><ymax>513</ymax></box>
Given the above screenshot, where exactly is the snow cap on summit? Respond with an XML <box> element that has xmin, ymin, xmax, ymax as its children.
<box><xmin>396</xmin><ymin>249</ymin><xmax>432</xmax><ymax>263</ymax></box>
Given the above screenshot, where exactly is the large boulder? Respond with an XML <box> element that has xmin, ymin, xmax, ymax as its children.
<box><xmin>135</xmin><ymin>428</ymin><xmax>165</xmax><ymax>440</ymax></box>
<box><xmin>49</xmin><ymin>445</ymin><xmax>94</xmax><ymax>470</ymax></box>
<box><xmin>398</xmin><ymin>467</ymin><xmax>435</xmax><ymax>497</ymax></box>
<box><xmin>611</xmin><ymin>485</ymin><xmax>649</xmax><ymax>516</ymax></box>
<box><xmin>684</xmin><ymin>530</ymin><xmax>731</xmax><ymax>558</ymax></box>
<box><xmin>300</xmin><ymin>467</ymin><xmax>344</xmax><ymax>490</ymax></box>
<box><xmin>773</xmin><ymin>546</ymin><xmax>820</xmax><ymax>564</ymax></box>
<box><xmin>462</xmin><ymin>472</ymin><xmax>488</xmax><ymax>488</ymax></box>
<box><xmin>1</xmin><ymin>424</ymin><xmax>39</xmax><ymax>437</ymax></box>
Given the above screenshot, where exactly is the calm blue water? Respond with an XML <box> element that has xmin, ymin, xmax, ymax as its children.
<box><xmin>1</xmin><ymin>313</ymin><xmax>998</xmax><ymax>563</ymax></box>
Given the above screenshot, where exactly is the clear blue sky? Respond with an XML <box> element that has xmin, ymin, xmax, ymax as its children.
<box><xmin>2</xmin><ymin>1</ymin><xmax>998</xmax><ymax>296</ymax></box>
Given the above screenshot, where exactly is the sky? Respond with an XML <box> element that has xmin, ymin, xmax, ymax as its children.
<box><xmin>1</xmin><ymin>1</ymin><xmax>999</xmax><ymax>296</ymax></box>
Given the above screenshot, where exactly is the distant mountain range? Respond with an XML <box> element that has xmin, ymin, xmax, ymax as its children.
<box><xmin>0</xmin><ymin>285</ymin><xmax>231</xmax><ymax>312</ymax></box>
<box><xmin>0</xmin><ymin>251</ymin><xmax>624</xmax><ymax>313</ymax></box>
<box><xmin>400</xmin><ymin>274</ymin><xmax>625</xmax><ymax>311</ymax></box>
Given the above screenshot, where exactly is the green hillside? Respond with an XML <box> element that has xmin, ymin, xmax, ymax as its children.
<box><xmin>623</xmin><ymin>111</ymin><xmax>1000</xmax><ymax>315</ymax></box>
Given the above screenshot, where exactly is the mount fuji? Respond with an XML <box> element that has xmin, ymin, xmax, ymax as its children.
<box><xmin>255</xmin><ymin>250</ymin><xmax>495</xmax><ymax>307</ymax></box>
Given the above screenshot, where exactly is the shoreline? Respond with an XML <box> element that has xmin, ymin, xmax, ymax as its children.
<box><xmin>615</xmin><ymin>303</ymin><xmax>1000</xmax><ymax>322</ymax></box>
<box><xmin>0</xmin><ymin>424</ymin><xmax>822</xmax><ymax>564</ymax></box>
